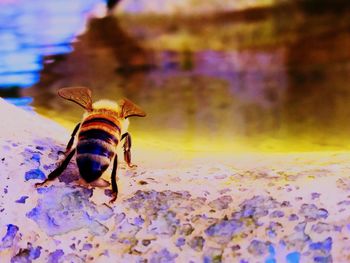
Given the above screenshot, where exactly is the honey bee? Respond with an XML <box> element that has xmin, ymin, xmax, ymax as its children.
<box><xmin>35</xmin><ymin>87</ymin><xmax>146</xmax><ymax>203</ymax></box>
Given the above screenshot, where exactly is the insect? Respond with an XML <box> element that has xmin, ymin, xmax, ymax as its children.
<box><xmin>35</xmin><ymin>87</ymin><xmax>146</xmax><ymax>203</ymax></box>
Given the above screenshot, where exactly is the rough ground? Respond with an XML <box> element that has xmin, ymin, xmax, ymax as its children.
<box><xmin>1</xmin><ymin>98</ymin><xmax>350</xmax><ymax>263</ymax></box>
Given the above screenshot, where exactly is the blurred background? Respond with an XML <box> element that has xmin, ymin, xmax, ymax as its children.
<box><xmin>1</xmin><ymin>0</ymin><xmax>350</xmax><ymax>152</ymax></box>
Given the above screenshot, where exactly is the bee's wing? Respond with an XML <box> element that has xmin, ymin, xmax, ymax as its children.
<box><xmin>58</xmin><ymin>87</ymin><xmax>93</xmax><ymax>111</ymax></box>
<box><xmin>119</xmin><ymin>98</ymin><xmax>146</xmax><ymax>118</ymax></box>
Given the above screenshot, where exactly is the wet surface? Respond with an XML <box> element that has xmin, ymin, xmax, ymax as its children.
<box><xmin>1</xmin><ymin>96</ymin><xmax>350</xmax><ymax>262</ymax></box>
<box><xmin>2</xmin><ymin>135</ymin><xmax>350</xmax><ymax>262</ymax></box>
<box><xmin>1</xmin><ymin>1</ymin><xmax>350</xmax><ymax>151</ymax></box>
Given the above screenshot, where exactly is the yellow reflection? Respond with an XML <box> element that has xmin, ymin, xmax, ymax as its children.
<box><xmin>45</xmin><ymin>112</ymin><xmax>350</xmax><ymax>154</ymax></box>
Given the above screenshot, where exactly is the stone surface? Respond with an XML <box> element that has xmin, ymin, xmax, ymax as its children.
<box><xmin>1</xmin><ymin>98</ymin><xmax>350</xmax><ymax>262</ymax></box>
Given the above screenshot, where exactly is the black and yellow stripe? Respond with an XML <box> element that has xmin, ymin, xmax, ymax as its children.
<box><xmin>76</xmin><ymin>114</ymin><xmax>121</xmax><ymax>182</ymax></box>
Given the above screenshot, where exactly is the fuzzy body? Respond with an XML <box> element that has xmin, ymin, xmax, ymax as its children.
<box><xmin>76</xmin><ymin>100</ymin><xmax>125</xmax><ymax>183</ymax></box>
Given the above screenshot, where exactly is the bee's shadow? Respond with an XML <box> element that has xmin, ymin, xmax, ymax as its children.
<box><xmin>50</xmin><ymin>154</ymin><xmax>80</xmax><ymax>185</ymax></box>
<box><xmin>56</xmin><ymin>155</ymin><xmax>112</xmax><ymax>188</ymax></box>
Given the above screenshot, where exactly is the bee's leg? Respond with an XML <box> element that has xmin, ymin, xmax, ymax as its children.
<box><xmin>58</xmin><ymin>123</ymin><xmax>80</xmax><ymax>155</ymax></box>
<box><xmin>35</xmin><ymin>149</ymin><xmax>76</xmax><ymax>187</ymax></box>
<box><xmin>121</xmin><ymin>132</ymin><xmax>137</xmax><ymax>168</ymax></box>
<box><xmin>66</xmin><ymin>123</ymin><xmax>81</xmax><ymax>153</ymax></box>
<box><xmin>109</xmin><ymin>154</ymin><xmax>119</xmax><ymax>203</ymax></box>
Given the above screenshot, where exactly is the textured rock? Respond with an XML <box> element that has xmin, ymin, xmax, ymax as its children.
<box><xmin>27</xmin><ymin>186</ymin><xmax>113</xmax><ymax>236</ymax></box>
<box><xmin>247</xmin><ymin>240</ymin><xmax>271</xmax><ymax>256</ymax></box>
<box><xmin>1</xmin><ymin>98</ymin><xmax>350</xmax><ymax>262</ymax></box>
<box><xmin>0</xmin><ymin>224</ymin><xmax>19</xmax><ymax>250</ymax></box>
<box><xmin>11</xmin><ymin>243</ymin><xmax>41</xmax><ymax>263</ymax></box>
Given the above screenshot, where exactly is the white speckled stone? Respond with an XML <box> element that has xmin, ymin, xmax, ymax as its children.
<box><xmin>0</xmin><ymin>99</ymin><xmax>349</xmax><ymax>262</ymax></box>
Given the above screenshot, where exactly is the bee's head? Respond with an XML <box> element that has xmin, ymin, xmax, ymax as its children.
<box><xmin>92</xmin><ymin>99</ymin><xmax>146</xmax><ymax>120</ymax></box>
<box><xmin>57</xmin><ymin>87</ymin><xmax>146</xmax><ymax>119</ymax></box>
<box><xmin>92</xmin><ymin>100</ymin><xmax>120</xmax><ymax>115</ymax></box>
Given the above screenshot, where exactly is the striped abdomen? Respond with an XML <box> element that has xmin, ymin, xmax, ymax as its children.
<box><xmin>76</xmin><ymin>114</ymin><xmax>121</xmax><ymax>183</ymax></box>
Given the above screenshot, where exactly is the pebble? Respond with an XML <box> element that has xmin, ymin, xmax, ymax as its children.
<box><xmin>311</xmin><ymin>223</ymin><xmax>337</xmax><ymax>234</ymax></box>
<box><xmin>15</xmin><ymin>196</ymin><xmax>29</xmax><ymax>204</ymax></box>
<box><xmin>282</xmin><ymin>231</ymin><xmax>310</xmax><ymax>251</ymax></box>
<box><xmin>115</xmin><ymin>213</ymin><xmax>126</xmax><ymax>225</ymax></box>
<box><xmin>231</xmin><ymin>245</ymin><xmax>241</xmax><ymax>251</ymax></box>
<box><xmin>239</xmin><ymin>195</ymin><xmax>279</xmax><ymax>220</ymax></box>
<box><xmin>175</xmin><ymin>237</ymin><xmax>186</xmax><ymax>247</ymax></box>
<box><xmin>289</xmin><ymin>214</ymin><xmax>299</xmax><ymax>221</ymax></box>
<box><xmin>313</xmin><ymin>255</ymin><xmax>332</xmax><ymax>263</ymax></box>
<box><xmin>188</xmin><ymin>236</ymin><xmax>205</xmax><ymax>252</ymax></box>
<box><xmin>24</xmin><ymin>169</ymin><xmax>46</xmax><ymax>181</ymax></box>
<box><xmin>82</xmin><ymin>243</ymin><xmax>93</xmax><ymax>251</ymax></box>
<box><xmin>11</xmin><ymin>243</ymin><xmax>41</xmax><ymax>262</ymax></box>
<box><xmin>179</xmin><ymin>223</ymin><xmax>194</xmax><ymax>236</ymax></box>
<box><xmin>337</xmin><ymin>200</ymin><xmax>350</xmax><ymax>206</ymax></box>
<box><xmin>205</xmin><ymin>219</ymin><xmax>243</xmax><ymax>244</ymax></box>
<box><xmin>309</xmin><ymin>237</ymin><xmax>332</xmax><ymax>253</ymax></box>
<box><xmin>294</xmin><ymin>222</ymin><xmax>306</xmax><ymax>232</ymax></box>
<box><xmin>247</xmin><ymin>240</ymin><xmax>270</xmax><ymax>256</ymax></box>
<box><xmin>148</xmin><ymin>211</ymin><xmax>179</xmax><ymax>236</ymax></box>
<box><xmin>0</xmin><ymin>224</ymin><xmax>19</xmax><ymax>249</ymax></box>
<box><xmin>111</xmin><ymin>219</ymin><xmax>141</xmax><ymax>245</ymax></box>
<box><xmin>142</xmin><ymin>240</ymin><xmax>151</xmax><ymax>246</ymax></box>
<box><xmin>311</xmin><ymin>193</ymin><xmax>321</xmax><ymax>200</ymax></box>
<box><xmin>203</xmin><ymin>247</ymin><xmax>223</xmax><ymax>263</ymax></box>
<box><xmin>270</xmin><ymin>210</ymin><xmax>284</xmax><ymax>218</ymax></box>
<box><xmin>47</xmin><ymin>249</ymin><xmax>64</xmax><ymax>263</ymax></box>
<box><xmin>266</xmin><ymin>222</ymin><xmax>283</xmax><ymax>238</ymax></box>
<box><xmin>208</xmin><ymin>195</ymin><xmax>233</xmax><ymax>210</ymax></box>
<box><xmin>150</xmin><ymin>248</ymin><xmax>177</xmax><ymax>263</ymax></box>
<box><xmin>134</xmin><ymin>216</ymin><xmax>145</xmax><ymax>226</ymax></box>
<box><xmin>299</xmin><ymin>204</ymin><xmax>328</xmax><ymax>221</ymax></box>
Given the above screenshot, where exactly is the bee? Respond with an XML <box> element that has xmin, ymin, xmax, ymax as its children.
<box><xmin>35</xmin><ymin>87</ymin><xmax>146</xmax><ymax>203</ymax></box>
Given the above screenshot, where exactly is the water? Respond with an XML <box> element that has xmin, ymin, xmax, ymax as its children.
<box><xmin>0</xmin><ymin>0</ymin><xmax>103</xmax><ymax>102</ymax></box>
<box><xmin>1</xmin><ymin>0</ymin><xmax>350</xmax><ymax>152</ymax></box>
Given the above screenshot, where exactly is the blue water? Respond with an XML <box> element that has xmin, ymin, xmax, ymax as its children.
<box><xmin>0</xmin><ymin>0</ymin><xmax>103</xmax><ymax>106</ymax></box>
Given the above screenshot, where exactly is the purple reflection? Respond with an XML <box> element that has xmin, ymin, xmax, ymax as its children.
<box><xmin>151</xmin><ymin>49</ymin><xmax>287</xmax><ymax>109</ymax></box>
